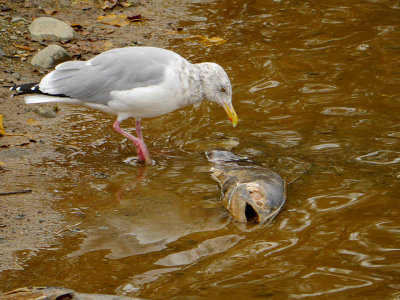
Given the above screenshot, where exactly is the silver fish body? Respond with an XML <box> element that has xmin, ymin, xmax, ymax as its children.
<box><xmin>206</xmin><ymin>150</ymin><xmax>286</xmax><ymax>223</ymax></box>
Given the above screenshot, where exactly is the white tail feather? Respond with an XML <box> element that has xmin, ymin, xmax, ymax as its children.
<box><xmin>25</xmin><ymin>95</ymin><xmax>81</xmax><ymax>104</ymax></box>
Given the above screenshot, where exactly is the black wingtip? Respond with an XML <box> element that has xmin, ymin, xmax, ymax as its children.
<box><xmin>9</xmin><ymin>82</ymin><xmax>40</xmax><ymax>97</ymax></box>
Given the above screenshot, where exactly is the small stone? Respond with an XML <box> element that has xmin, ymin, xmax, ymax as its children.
<box><xmin>31</xmin><ymin>44</ymin><xmax>71</xmax><ymax>68</ymax></box>
<box><xmin>357</xmin><ymin>44</ymin><xmax>370</xmax><ymax>51</ymax></box>
<box><xmin>29</xmin><ymin>17</ymin><xmax>75</xmax><ymax>41</ymax></box>
<box><xmin>92</xmin><ymin>172</ymin><xmax>109</xmax><ymax>179</ymax></box>
<box><xmin>0</xmin><ymin>48</ymin><xmax>5</xmax><ymax>58</ymax></box>
<box><xmin>33</xmin><ymin>107</ymin><xmax>58</xmax><ymax>118</ymax></box>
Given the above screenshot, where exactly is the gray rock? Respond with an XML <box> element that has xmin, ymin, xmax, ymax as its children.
<box><xmin>33</xmin><ymin>107</ymin><xmax>58</xmax><ymax>118</ymax></box>
<box><xmin>0</xmin><ymin>47</ymin><xmax>5</xmax><ymax>58</ymax></box>
<box><xmin>31</xmin><ymin>44</ymin><xmax>71</xmax><ymax>68</ymax></box>
<box><xmin>28</xmin><ymin>17</ymin><xmax>75</xmax><ymax>41</ymax></box>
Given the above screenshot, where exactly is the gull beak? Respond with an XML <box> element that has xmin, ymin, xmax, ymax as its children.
<box><xmin>222</xmin><ymin>101</ymin><xmax>238</xmax><ymax>128</ymax></box>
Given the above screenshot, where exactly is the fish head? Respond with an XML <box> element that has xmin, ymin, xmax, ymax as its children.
<box><xmin>223</xmin><ymin>181</ymin><xmax>285</xmax><ymax>223</ymax></box>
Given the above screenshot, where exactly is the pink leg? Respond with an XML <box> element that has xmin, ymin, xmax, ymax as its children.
<box><xmin>135</xmin><ymin>120</ymin><xmax>144</xmax><ymax>159</ymax></box>
<box><xmin>136</xmin><ymin>120</ymin><xmax>143</xmax><ymax>140</ymax></box>
<box><xmin>112</xmin><ymin>119</ymin><xmax>152</xmax><ymax>165</ymax></box>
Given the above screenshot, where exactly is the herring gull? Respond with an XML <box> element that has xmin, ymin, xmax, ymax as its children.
<box><xmin>10</xmin><ymin>46</ymin><xmax>238</xmax><ymax>164</ymax></box>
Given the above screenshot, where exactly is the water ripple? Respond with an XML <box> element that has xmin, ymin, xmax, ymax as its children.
<box><xmin>307</xmin><ymin>193</ymin><xmax>363</xmax><ymax>212</ymax></box>
<box><xmin>251</xmin><ymin>130</ymin><xmax>302</xmax><ymax>148</ymax></box>
<box><xmin>321</xmin><ymin>106</ymin><xmax>368</xmax><ymax>116</ymax></box>
<box><xmin>355</xmin><ymin>150</ymin><xmax>400</xmax><ymax>165</ymax></box>
<box><xmin>155</xmin><ymin>235</ymin><xmax>242</xmax><ymax>267</ymax></box>
<box><xmin>300</xmin><ymin>83</ymin><xmax>338</xmax><ymax>94</ymax></box>
<box><xmin>289</xmin><ymin>267</ymin><xmax>378</xmax><ymax>298</ymax></box>
<box><xmin>249</xmin><ymin>79</ymin><xmax>280</xmax><ymax>93</ymax></box>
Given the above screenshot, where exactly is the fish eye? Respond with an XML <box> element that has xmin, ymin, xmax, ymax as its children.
<box><xmin>220</xmin><ymin>86</ymin><xmax>226</xmax><ymax>93</ymax></box>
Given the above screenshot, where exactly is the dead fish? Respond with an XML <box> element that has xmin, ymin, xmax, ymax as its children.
<box><xmin>206</xmin><ymin>150</ymin><xmax>286</xmax><ymax>224</ymax></box>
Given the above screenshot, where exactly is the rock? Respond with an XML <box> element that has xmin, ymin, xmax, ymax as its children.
<box><xmin>31</xmin><ymin>44</ymin><xmax>71</xmax><ymax>68</ymax></box>
<box><xmin>28</xmin><ymin>17</ymin><xmax>75</xmax><ymax>41</ymax></box>
<box><xmin>0</xmin><ymin>47</ymin><xmax>5</xmax><ymax>58</ymax></box>
<box><xmin>33</xmin><ymin>107</ymin><xmax>58</xmax><ymax>118</ymax></box>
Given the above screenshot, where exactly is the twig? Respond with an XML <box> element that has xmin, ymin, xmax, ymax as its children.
<box><xmin>56</xmin><ymin>222</ymin><xmax>83</xmax><ymax>236</ymax></box>
<box><xmin>0</xmin><ymin>189</ymin><xmax>32</xmax><ymax>196</ymax></box>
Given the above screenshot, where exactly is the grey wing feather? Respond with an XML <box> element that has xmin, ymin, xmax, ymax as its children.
<box><xmin>39</xmin><ymin>47</ymin><xmax>179</xmax><ymax>104</ymax></box>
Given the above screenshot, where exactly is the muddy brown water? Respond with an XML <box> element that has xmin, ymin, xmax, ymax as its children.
<box><xmin>1</xmin><ymin>0</ymin><xmax>400</xmax><ymax>299</ymax></box>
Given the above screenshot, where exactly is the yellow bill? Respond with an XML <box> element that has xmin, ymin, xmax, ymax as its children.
<box><xmin>222</xmin><ymin>101</ymin><xmax>238</xmax><ymax>127</ymax></box>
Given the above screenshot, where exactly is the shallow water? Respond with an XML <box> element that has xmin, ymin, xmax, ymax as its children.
<box><xmin>2</xmin><ymin>0</ymin><xmax>400</xmax><ymax>298</ymax></box>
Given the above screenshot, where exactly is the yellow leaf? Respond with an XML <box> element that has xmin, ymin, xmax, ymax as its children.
<box><xmin>184</xmin><ymin>35</ymin><xmax>227</xmax><ymax>47</ymax></box>
<box><xmin>0</xmin><ymin>114</ymin><xmax>24</xmax><ymax>137</ymax></box>
<box><xmin>27</xmin><ymin>118</ymin><xmax>41</xmax><ymax>126</ymax></box>
<box><xmin>0</xmin><ymin>114</ymin><xmax>5</xmax><ymax>136</ymax></box>
<box><xmin>97</xmin><ymin>14</ymin><xmax>130</xmax><ymax>27</ymax></box>
<box><xmin>208</xmin><ymin>36</ymin><xmax>227</xmax><ymax>45</ymax></box>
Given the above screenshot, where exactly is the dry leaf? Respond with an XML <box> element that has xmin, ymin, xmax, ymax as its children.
<box><xmin>128</xmin><ymin>14</ymin><xmax>143</xmax><ymax>22</ymax></box>
<box><xmin>42</xmin><ymin>7</ymin><xmax>57</xmax><ymax>15</ymax></box>
<box><xmin>0</xmin><ymin>114</ymin><xmax>5</xmax><ymax>136</ymax></box>
<box><xmin>13</xmin><ymin>44</ymin><xmax>36</xmax><ymax>51</ymax></box>
<box><xmin>27</xmin><ymin>118</ymin><xmax>41</xmax><ymax>126</ymax></box>
<box><xmin>97</xmin><ymin>14</ymin><xmax>130</xmax><ymax>27</ymax></box>
<box><xmin>70</xmin><ymin>23</ymin><xmax>83</xmax><ymax>31</ymax></box>
<box><xmin>188</xmin><ymin>35</ymin><xmax>227</xmax><ymax>47</ymax></box>
<box><xmin>0</xmin><ymin>115</ymin><xmax>25</xmax><ymax>137</ymax></box>
<box><xmin>98</xmin><ymin>0</ymin><xmax>118</xmax><ymax>10</ymax></box>
<box><xmin>207</xmin><ymin>36</ymin><xmax>227</xmax><ymax>45</ymax></box>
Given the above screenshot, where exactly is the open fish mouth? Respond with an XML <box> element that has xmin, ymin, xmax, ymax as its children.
<box><xmin>223</xmin><ymin>181</ymin><xmax>285</xmax><ymax>223</ymax></box>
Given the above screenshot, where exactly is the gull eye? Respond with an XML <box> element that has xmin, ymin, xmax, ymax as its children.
<box><xmin>220</xmin><ymin>86</ymin><xmax>226</xmax><ymax>93</ymax></box>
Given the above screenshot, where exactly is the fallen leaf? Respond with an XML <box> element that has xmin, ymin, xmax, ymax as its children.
<box><xmin>0</xmin><ymin>114</ymin><xmax>8</xmax><ymax>136</ymax></box>
<box><xmin>42</xmin><ymin>7</ymin><xmax>57</xmax><ymax>15</ymax></box>
<box><xmin>13</xmin><ymin>44</ymin><xmax>36</xmax><ymax>51</ymax></box>
<box><xmin>186</xmin><ymin>35</ymin><xmax>227</xmax><ymax>47</ymax></box>
<box><xmin>207</xmin><ymin>36</ymin><xmax>227</xmax><ymax>45</ymax></box>
<box><xmin>12</xmin><ymin>53</ymin><xmax>30</xmax><ymax>58</ymax></box>
<box><xmin>97</xmin><ymin>14</ymin><xmax>130</xmax><ymax>27</ymax></box>
<box><xmin>98</xmin><ymin>0</ymin><xmax>118</xmax><ymax>10</ymax></box>
<box><xmin>121</xmin><ymin>1</ymin><xmax>134</xmax><ymax>7</ymax></box>
<box><xmin>27</xmin><ymin>118</ymin><xmax>41</xmax><ymax>126</ymax></box>
<box><xmin>70</xmin><ymin>23</ymin><xmax>83</xmax><ymax>31</ymax></box>
<box><xmin>128</xmin><ymin>14</ymin><xmax>143</xmax><ymax>22</ymax></box>
<box><xmin>0</xmin><ymin>115</ymin><xmax>25</xmax><ymax>137</ymax></box>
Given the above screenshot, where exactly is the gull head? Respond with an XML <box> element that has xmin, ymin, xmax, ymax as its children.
<box><xmin>201</xmin><ymin>62</ymin><xmax>238</xmax><ymax>127</ymax></box>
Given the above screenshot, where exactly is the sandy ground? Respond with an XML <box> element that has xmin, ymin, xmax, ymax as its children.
<box><xmin>0</xmin><ymin>0</ymin><xmax>185</xmax><ymax>272</ymax></box>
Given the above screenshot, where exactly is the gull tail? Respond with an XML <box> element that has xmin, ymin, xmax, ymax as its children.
<box><xmin>10</xmin><ymin>82</ymin><xmax>80</xmax><ymax>104</ymax></box>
